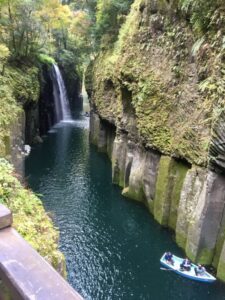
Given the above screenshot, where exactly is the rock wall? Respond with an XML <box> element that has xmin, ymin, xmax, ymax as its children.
<box><xmin>90</xmin><ymin>111</ymin><xmax>225</xmax><ymax>281</ymax></box>
<box><xmin>87</xmin><ymin>0</ymin><xmax>225</xmax><ymax>281</ymax></box>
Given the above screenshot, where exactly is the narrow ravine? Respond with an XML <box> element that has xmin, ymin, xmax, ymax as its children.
<box><xmin>24</xmin><ymin>113</ymin><xmax>225</xmax><ymax>300</ymax></box>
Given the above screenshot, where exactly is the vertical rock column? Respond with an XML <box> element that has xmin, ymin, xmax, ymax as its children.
<box><xmin>176</xmin><ymin>167</ymin><xmax>206</xmax><ymax>249</ymax></box>
<box><xmin>89</xmin><ymin>112</ymin><xmax>100</xmax><ymax>146</ymax></box>
<box><xmin>168</xmin><ymin>161</ymin><xmax>189</xmax><ymax>230</ymax></box>
<box><xmin>217</xmin><ymin>242</ymin><xmax>225</xmax><ymax>281</ymax></box>
<box><xmin>142</xmin><ymin>151</ymin><xmax>161</xmax><ymax>213</ymax></box>
<box><xmin>122</xmin><ymin>147</ymin><xmax>162</xmax><ymax>212</ymax></box>
<box><xmin>112</xmin><ymin>133</ymin><xmax>128</xmax><ymax>187</ymax></box>
<box><xmin>106</xmin><ymin>126</ymin><xmax>116</xmax><ymax>159</ymax></box>
<box><xmin>98</xmin><ymin>122</ymin><xmax>108</xmax><ymax>152</ymax></box>
<box><xmin>122</xmin><ymin>146</ymin><xmax>146</xmax><ymax>202</ymax></box>
<box><xmin>185</xmin><ymin>171</ymin><xmax>225</xmax><ymax>264</ymax></box>
<box><xmin>153</xmin><ymin>157</ymin><xmax>189</xmax><ymax>226</ymax></box>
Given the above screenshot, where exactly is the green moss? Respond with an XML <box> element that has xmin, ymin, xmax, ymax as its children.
<box><xmin>186</xmin><ymin>247</ymin><xmax>213</xmax><ymax>265</ymax></box>
<box><xmin>153</xmin><ymin>156</ymin><xmax>173</xmax><ymax>225</ymax></box>
<box><xmin>217</xmin><ymin>260</ymin><xmax>225</xmax><ymax>282</ymax></box>
<box><xmin>176</xmin><ymin>232</ymin><xmax>187</xmax><ymax>249</ymax></box>
<box><xmin>168</xmin><ymin>162</ymin><xmax>189</xmax><ymax>230</ymax></box>
<box><xmin>212</xmin><ymin>225</ymin><xmax>225</xmax><ymax>268</ymax></box>
<box><xmin>0</xmin><ymin>64</ymin><xmax>40</xmax><ymax>149</ymax></box>
<box><xmin>88</xmin><ymin>0</ymin><xmax>225</xmax><ymax>167</ymax></box>
<box><xmin>153</xmin><ymin>157</ymin><xmax>188</xmax><ymax>227</ymax></box>
<box><xmin>7</xmin><ymin>65</ymin><xmax>40</xmax><ymax>104</ymax></box>
<box><xmin>148</xmin><ymin>200</ymin><xmax>154</xmax><ymax>215</ymax></box>
<box><xmin>122</xmin><ymin>184</ymin><xmax>145</xmax><ymax>203</ymax></box>
<box><xmin>118</xmin><ymin>170</ymin><xmax>125</xmax><ymax>188</ymax></box>
<box><xmin>0</xmin><ymin>76</ymin><xmax>21</xmax><ymax>145</ymax></box>
<box><xmin>0</xmin><ymin>159</ymin><xmax>66</xmax><ymax>277</ymax></box>
<box><xmin>38</xmin><ymin>54</ymin><xmax>56</xmax><ymax>65</ymax></box>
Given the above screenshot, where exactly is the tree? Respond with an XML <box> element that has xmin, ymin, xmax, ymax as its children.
<box><xmin>0</xmin><ymin>43</ymin><xmax>9</xmax><ymax>74</ymax></box>
<box><xmin>95</xmin><ymin>0</ymin><xmax>134</xmax><ymax>44</ymax></box>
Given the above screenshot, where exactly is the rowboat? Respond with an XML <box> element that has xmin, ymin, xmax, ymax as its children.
<box><xmin>160</xmin><ymin>253</ymin><xmax>216</xmax><ymax>283</ymax></box>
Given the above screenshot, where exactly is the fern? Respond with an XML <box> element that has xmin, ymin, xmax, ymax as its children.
<box><xmin>191</xmin><ymin>36</ymin><xmax>205</xmax><ymax>56</ymax></box>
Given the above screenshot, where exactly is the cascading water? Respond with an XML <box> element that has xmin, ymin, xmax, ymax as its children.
<box><xmin>52</xmin><ymin>64</ymin><xmax>72</xmax><ymax>123</ymax></box>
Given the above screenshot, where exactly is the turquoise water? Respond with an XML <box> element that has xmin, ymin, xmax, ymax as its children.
<box><xmin>25</xmin><ymin>116</ymin><xmax>225</xmax><ymax>300</ymax></box>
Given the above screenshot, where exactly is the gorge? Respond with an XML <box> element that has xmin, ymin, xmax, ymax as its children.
<box><xmin>86</xmin><ymin>0</ymin><xmax>225</xmax><ymax>282</ymax></box>
<box><xmin>25</xmin><ymin>111</ymin><xmax>225</xmax><ymax>299</ymax></box>
<box><xmin>1</xmin><ymin>0</ymin><xmax>225</xmax><ymax>299</ymax></box>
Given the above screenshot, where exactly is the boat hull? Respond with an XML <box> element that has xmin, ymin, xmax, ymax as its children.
<box><xmin>160</xmin><ymin>253</ymin><xmax>216</xmax><ymax>283</ymax></box>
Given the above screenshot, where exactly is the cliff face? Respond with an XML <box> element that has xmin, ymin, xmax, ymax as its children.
<box><xmin>88</xmin><ymin>0</ymin><xmax>225</xmax><ymax>280</ymax></box>
<box><xmin>0</xmin><ymin>64</ymin><xmax>40</xmax><ymax>174</ymax></box>
<box><xmin>0</xmin><ymin>63</ymin><xmax>67</xmax><ymax>277</ymax></box>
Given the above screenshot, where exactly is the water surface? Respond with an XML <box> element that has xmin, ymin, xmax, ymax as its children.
<box><xmin>25</xmin><ymin>116</ymin><xmax>225</xmax><ymax>300</ymax></box>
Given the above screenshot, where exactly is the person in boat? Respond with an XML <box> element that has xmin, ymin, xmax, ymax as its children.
<box><xmin>165</xmin><ymin>252</ymin><xmax>174</xmax><ymax>265</ymax></box>
<box><xmin>164</xmin><ymin>252</ymin><xmax>174</xmax><ymax>265</ymax></box>
<box><xmin>180</xmin><ymin>258</ymin><xmax>191</xmax><ymax>271</ymax></box>
<box><xmin>194</xmin><ymin>264</ymin><xmax>206</xmax><ymax>276</ymax></box>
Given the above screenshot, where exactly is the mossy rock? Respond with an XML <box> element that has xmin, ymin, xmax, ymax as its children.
<box><xmin>176</xmin><ymin>232</ymin><xmax>187</xmax><ymax>249</ymax></box>
<box><xmin>168</xmin><ymin>162</ymin><xmax>189</xmax><ymax>230</ymax></box>
<box><xmin>186</xmin><ymin>247</ymin><xmax>213</xmax><ymax>265</ymax></box>
<box><xmin>217</xmin><ymin>260</ymin><xmax>225</xmax><ymax>282</ymax></box>
<box><xmin>122</xmin><ymin>185</ymin><xmax>145</xmax><ymax>203</ymax></box>
<box><xmin>153</xmin><ymin>156</ymin><xmax>173</xmax><ymax>225</ymax></box>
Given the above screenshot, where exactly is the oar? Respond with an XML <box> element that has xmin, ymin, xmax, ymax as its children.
<box><xmin>160</xmin><ymin>267</ymin><xmax>177</xmax><ymax>271</ymax></box>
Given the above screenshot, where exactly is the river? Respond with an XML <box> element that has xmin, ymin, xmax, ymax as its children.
<box><xmin>25</xmin><ymin>114</ymin><xmax>225</xmax><ymax>300</ymax></box>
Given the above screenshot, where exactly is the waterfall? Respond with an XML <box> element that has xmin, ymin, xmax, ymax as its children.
<box><xmin>52</xmin><ymin>64</ymin><xmax>72</xmax><ymax>123</ymax></box>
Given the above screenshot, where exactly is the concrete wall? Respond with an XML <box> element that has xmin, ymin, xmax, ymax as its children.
<box><xmin>0</xmin><ymin>205</ymin><xmax>83</xmax><ymax>300</ymax></box>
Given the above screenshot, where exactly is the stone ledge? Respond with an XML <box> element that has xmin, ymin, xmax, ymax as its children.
<box><xmin>0</xmin><ymin>205</ymin><xmax>12</xmax><ymax>229</ymax></box>
<box><xmin>0</xmin><ymin>227</ymin><xmax>83</xmax><ymax>300</ymax></box>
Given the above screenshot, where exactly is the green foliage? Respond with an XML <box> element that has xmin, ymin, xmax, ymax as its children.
<box><xmin>0</xmin><ymin>0</ymin><xmax>93</xmax><ymax>73</ymax></box>
<box><xmin>0</xmin><ymin>64</ymin><xmax>40</xmax><ymax>153</ymax></box>
<box><xmin>0</xmin><ymin>43</ymin><xmax>10</xmax><ymax>74</ymax></box>
<box><xmin>38</xmin><ymin>54</ymin><xmax>55</xmax><ymax>65</ymax></box>
<box><xmin>0</xmin><ymin>74</ymin><xmax>20</xmax><ymax>145</ymax></box>
<box><xmin>179</xmin><ymin>0</ymin><xmax>225</xmax><ymax>35</ymax></box>
<box><xmin>95</xmin><ymin>0</ymin><xmax>134</xmax><ymax>45</ymax></box>
<box><xmin>191</xmin><ymin>36</ymin><xmax>205</xmax><ymax>56</ymax></box>
<box><xmin>7</xmin><ymin>65</ymin><xmax>40</xmax><ymax>105</ymax></box>
<box><xmin>0</xmin><ymin>158</ymin><xmax>66</xmax><ymax>275</ymax></box>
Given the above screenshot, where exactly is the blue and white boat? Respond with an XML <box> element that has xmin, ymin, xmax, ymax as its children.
<box><xmin>160</xmin><ymin>253</ymin><xmax>216</xmax><ymax>283</ymax></box>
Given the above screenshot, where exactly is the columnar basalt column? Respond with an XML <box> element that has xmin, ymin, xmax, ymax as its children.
<box><xmin>122</xmin><ymin>146</ymin><xmax>146</xmax><ymax>202</ymax></box>
<box><xmin>153</xmin><ymin>156</ymin><xmax>175</xmax><ymax>225</ymax></box>
<box><xmin>89</xmin><ymin>112</ymin><xmax>100</xmax><ymax>145</ymax></box>
<box><xmin>153</xmin><ymin>157</ymin><xmax>189</xmax><ymax>226</ymax></box>
<box><xmin>142</xmin><ymin>151</ymin><xmax>161</xmax><ymax>213</ymax></box>
<box><xmin>112</xmin><ymin>133</ymin><xmax>128</xmax><ymax>187</ymax></box>
<box><xmin>176</xmin><ymin>167</ymin><xmax>207</xmax><ymax>249</ymax></box>
<box><xmin>98</xmin><ymin>122</ymin><xmax>108</xmax><ymax>152</ymax></box>
<box><xmin>186</xmin><ymin>171</ymin><xmax>225</xmax><ymax>264</ymax></box>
